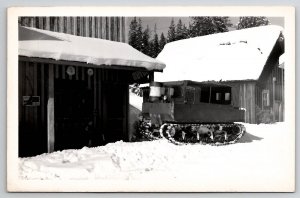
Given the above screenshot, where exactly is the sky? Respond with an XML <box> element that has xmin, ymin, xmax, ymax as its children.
<box><xmin>127</xmin><ymin>17</ymin><xmax>284</xmax><ymax>38</ymax></box>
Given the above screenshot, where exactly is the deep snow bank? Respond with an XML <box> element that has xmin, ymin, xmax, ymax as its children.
<box><xmin>19</xmin><ymin>122</ymin><xmax>293</xmax><ymax>191</ymax></box>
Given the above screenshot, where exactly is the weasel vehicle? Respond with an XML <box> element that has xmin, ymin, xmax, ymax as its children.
<box><xmin>139</xmin><ymin>80</ymin><xmax>246</xmax><ymax>145</ymax></box>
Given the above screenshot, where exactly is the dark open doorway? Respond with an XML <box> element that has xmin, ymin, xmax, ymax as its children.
<box><xmin>54</xmin><ymin>79</ymin><xmax>93</xmax><ymax>150</ymax></box>
<box><xmin>102</xmin><ymin>82</ymin><xmax>128</xmax><ymax>143</ymax></box>
<box><xmin>54</xmin><ymin>78</ymin><xmax>128</xmax><ymax>151</ymax></box>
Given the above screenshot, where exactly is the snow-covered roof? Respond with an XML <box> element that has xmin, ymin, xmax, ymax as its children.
<box><xmin>155</xmin><ymin>25</ymin><xmax>283</xmax><ymax>82</ymax></box>
<box><xmin>19</xmin><ymin>26</ymin><xmax>166</xmax><ymax>71</ymax></box>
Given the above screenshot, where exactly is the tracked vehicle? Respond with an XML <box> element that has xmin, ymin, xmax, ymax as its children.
<box><xmin>138</xmin><ymin>80</ymin><xmax>246</xmax><ymax>145</ymax></box>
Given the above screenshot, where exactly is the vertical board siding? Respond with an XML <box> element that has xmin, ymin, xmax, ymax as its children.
<box><xmin>106</xmin><ymin>17</ymin><xmax>110</xmax><ymax>40</ymax></box>
<box><xmin>259</xmin><ymin>62</ymin><xmax>284</xmax><ymax>122</ymax></box>
<box><xmin>19</xmin><ymin>61</ymin><xmax>48</xmax><ymax>156</ymax></box>
<box><xmin>20</xmin><ymin>60</ymin><xmax>145</xmax><ymax>156</ymax></box>
<box><xmin>224</xmin><ymin>81</ymin><xmax>256</xmax><ymax>123</ymax></box>
<box><xmin>121</xmin><ymin>17</ymin><xmax>126</xmax><ymax>42</ymax></box>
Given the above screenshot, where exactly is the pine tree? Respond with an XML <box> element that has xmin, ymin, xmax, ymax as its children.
<box><xmin>128</xmin><ymin>17</ymin><xmax>143</xmax><ymax>51</ymax></box>
<box><xmin>141</xmin><ymin>25</ymin><xmax>151</xmax><ymax>55</ymax></box>
<box><xmin>167</xmin><ymin>18</ymin><xmax>176</xmax><ymax>42</ymax></box>
<box><xmin>152</xmin><ymin>33</ymin><xmax>160</xmax><ymax>57</ymax></box>
<box><xmin>211</xmin><ymin>17</ymin><xmax>233</xmax><ymax>32</ymax></box>
<box><xmin>149</xmin><ymin>24</ymin><xmax>160</xmax><ymax>58</ymax></box>
<box><xmin>175</xmin><ymin>19</ymin><xmax>189</xmax><ymax>40</ymax></box>
<box><xmin>128</xmin><ymin>17</ymin><xmax>138</xmax><ymax>48</ymax></box>
<box><xmin>136</xmin><ymin>18</ymin><xmax>143</xmax><ymax>51</ymax></box>
<box><xmin>189</xmin><ymin>17</ymin><xmax>232</xmax><ymax>37</ymax></box>
<box><xmin>182</xmin><ymin>24</ymin><xmax>190</xmax><ymax>39</ymax></box>
<box><xmin>237</xmin><ymin>17</ymin><xmax>270</xmax><ymax>30</ymax></box>
<box><xmin>159</xmin><ymin>32</ymin><xmax>167</xmax><ymax>52</ymax></box>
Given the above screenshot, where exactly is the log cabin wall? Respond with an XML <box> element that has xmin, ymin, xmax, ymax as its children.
<box><xmin>19</xmin><ymin>16</ymin><xmax>127</xmax><ymax>43</ymax></box>
<box><xmin>19</xmin><ymin>57</ymin><xmax>153</xmax><ymax>157</ymax></box>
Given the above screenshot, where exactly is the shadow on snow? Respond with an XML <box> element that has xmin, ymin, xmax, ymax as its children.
<box><xmin>238</xmin><ymin>132</ymin><xmax>263</xmax><ymax>143</ymax></box>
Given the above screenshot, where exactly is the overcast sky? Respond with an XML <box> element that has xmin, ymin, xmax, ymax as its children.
<box><xmin>126</xmin><ymin>17</ymin><xmax>284</xmax><ymax>38</ymax></box>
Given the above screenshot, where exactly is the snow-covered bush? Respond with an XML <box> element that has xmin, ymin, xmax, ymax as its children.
<box><xmin>129</xmin><ymin>83</ymin><xmax>143</xmax><ymax>97</ymax></box>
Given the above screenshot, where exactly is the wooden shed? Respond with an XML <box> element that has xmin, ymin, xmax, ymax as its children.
<box><xmin>155</xmin><ymin>25</ymin><xmax>284</xmax><ymax>124</ymax></box>
<box><xmin>18</xmin><ymin>26</ymin><xmax>165</xmax><ymax>157</ymax></box>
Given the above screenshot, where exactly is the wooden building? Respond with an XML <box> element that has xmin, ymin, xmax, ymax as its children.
<box><xmin>155</xmin><ymin>25</ymin><xmax>285</xmax><ymax>124</ymax></box>
<box><xmin>225</xmin><ymin>36</ymin><xmax>284</xmax><ymax>123</ymax></box>
<box><xmin>18</xmin><ymin>26</ymin><xmax>165</xmax><ymax>157</ymax></box>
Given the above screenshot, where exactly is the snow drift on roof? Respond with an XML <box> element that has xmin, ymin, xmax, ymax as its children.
<box><xmin>19</xmin><ymin>26</ymin><xmax>166</xmax><ymax>71</ymax></box>
<box><xmin>155</xmin><ymin>25</ymin><xmax>283</xmax><ymax>82</ymax></box>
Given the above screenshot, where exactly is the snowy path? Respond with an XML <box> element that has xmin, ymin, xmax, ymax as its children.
<box><xmin>18</xmin><ymin>122</ymin><xmax>294</xmax><ymax>191</ymax></box>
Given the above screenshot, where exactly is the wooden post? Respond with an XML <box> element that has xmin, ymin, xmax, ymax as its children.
<box><xmin>47</xmin><ymin>64</ymin><xmax>55</xmax><ymax>153</ymax></box>
<box><xmin>272</xmin><ymin>77</ymin><xmax>276</xmax><ymax>122</ymax></box>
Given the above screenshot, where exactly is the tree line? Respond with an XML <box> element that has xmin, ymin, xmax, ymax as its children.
<box><xmin>129</xmin><ymin>16</ymin><xmax>270</xmax><ymax>58</ymax></box>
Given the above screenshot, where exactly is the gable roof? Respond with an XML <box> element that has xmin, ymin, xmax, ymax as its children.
<box><xmin>155</xmin><ymin>25</ymin><xmax>283</xmax><ymax>82</ymax></box>
<box><xmin>19</xmin><ymin>26</ymin><xmax>166</xmax><ymax>71</ymax></box>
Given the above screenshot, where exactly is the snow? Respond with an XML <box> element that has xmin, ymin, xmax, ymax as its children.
<box><xmin>18</xmin><ymin>122</ymin><xmax>294</xmax><ymax>191</ymax></box>
<box><xmin>19</xmin><ymin>26</ymin><xmax>166</xmax><ymax>71</ymax></box>
<box><xmin>279</xmin><ymin>53</ymin><xmax>285</xmax><ymax>68</ymax></box>
<box><xmin>155</xmin><ymin>25</ymin><xmax>283</xmax><ymax>82</ymax></box>
<box><xmin>129</xmin><ymin>92</ymin><xmax>143</xmax><ymax>111</ymax></box>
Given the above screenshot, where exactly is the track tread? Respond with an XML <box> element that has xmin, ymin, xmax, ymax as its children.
<box><xmin>138</xmin><ymin>119</ymin><xmax>246</xmax><ymax>146</ymax></box>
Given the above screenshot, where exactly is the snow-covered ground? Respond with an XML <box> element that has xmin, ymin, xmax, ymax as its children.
<box><xmin>18</xmin><ymin>122</ymin><xmax>294</xmax><ymax>191</ymax></box>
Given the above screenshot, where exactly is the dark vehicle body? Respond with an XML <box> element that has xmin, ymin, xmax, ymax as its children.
<box><xmin>141</xmin><ymin>80</ymin><xmax>245</xmax><ymax>124</ymax></box>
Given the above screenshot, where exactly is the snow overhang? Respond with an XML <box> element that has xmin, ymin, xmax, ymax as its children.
<box><xmin>18</xmin><ymin>26</ymin><xmax>166</xmax><ymax>72</ymax></box>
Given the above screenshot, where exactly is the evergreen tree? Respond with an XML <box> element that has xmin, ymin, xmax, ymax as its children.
<box><xmin>159</xmin><ymin>32</ymin><xmax>167</xmax><ymax>52</ymax></box>
<box><xmin>141</xmin><ymin>25</ymin><xmax>151</xmax><ymax>55</ymax></box>
<box><xmin>149</xmin><ymin>24</ymin><xmax>160</xmax><ymax>58</ymax></box>
<box><xmin>167</xmin><ymin>18</ymin><xmax>176</xmax><ymax>42</ymax></box>
<box><xmin>136</xmin><ymin>18</ymin><xmax>143</xmax><ymax>50</ymax></box>
<box><xmin>237</xmin><ymin>17</ymin><xmax>270</xmax><ymax>30</ymax></box>
<box><xmin>128</xmin><ymin>17</ymin><xmax>143</xmax><ymax>51</ymax></box>
<box><xmin>187</xmin><ymin>22</ymin><xmax>193</xmax><ymax>38</ymax></box>
<box><xmin>152</xmin><ymin>32</ymin><xmax>160</xmax><ymax>57</ymax></box>
<box><xmin>175</xmin><ymin>19</ymin><xmax>186</xmax><ymax>40</ymax></box>
<box><xmin>189</xmin><ymin>17</ymin><xmax>232</xmax><ymax>37</ymax></box>
<box><xmin>128</xmin><ymin>17</ymin><xmax>138</xmax><ymax>48</ymax></box>
<box><xmin>182</xmin><ymin>24</ymin><xmax>190</xmax><ymax>39</ymax></box>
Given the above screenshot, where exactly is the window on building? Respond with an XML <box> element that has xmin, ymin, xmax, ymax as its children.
<box><xmin>262</xmin><ymin>89</ymin><xmax>270</xmax><ymax>107</ymax></box>
<box><xmin>216</xmin><ymin>93</ymin><xmax>221</xmax><ymax>101</ymax></box>
<box><xmin>225</xmin><ymin>93</ymin><xmax>230</xmax><ymax>101</ymax></box>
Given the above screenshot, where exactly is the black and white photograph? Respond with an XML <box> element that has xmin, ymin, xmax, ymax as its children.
<box><xmin>7</xmin><ymin>6</ymin><xmax>295</xmax><ymax>192</ymax></box>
